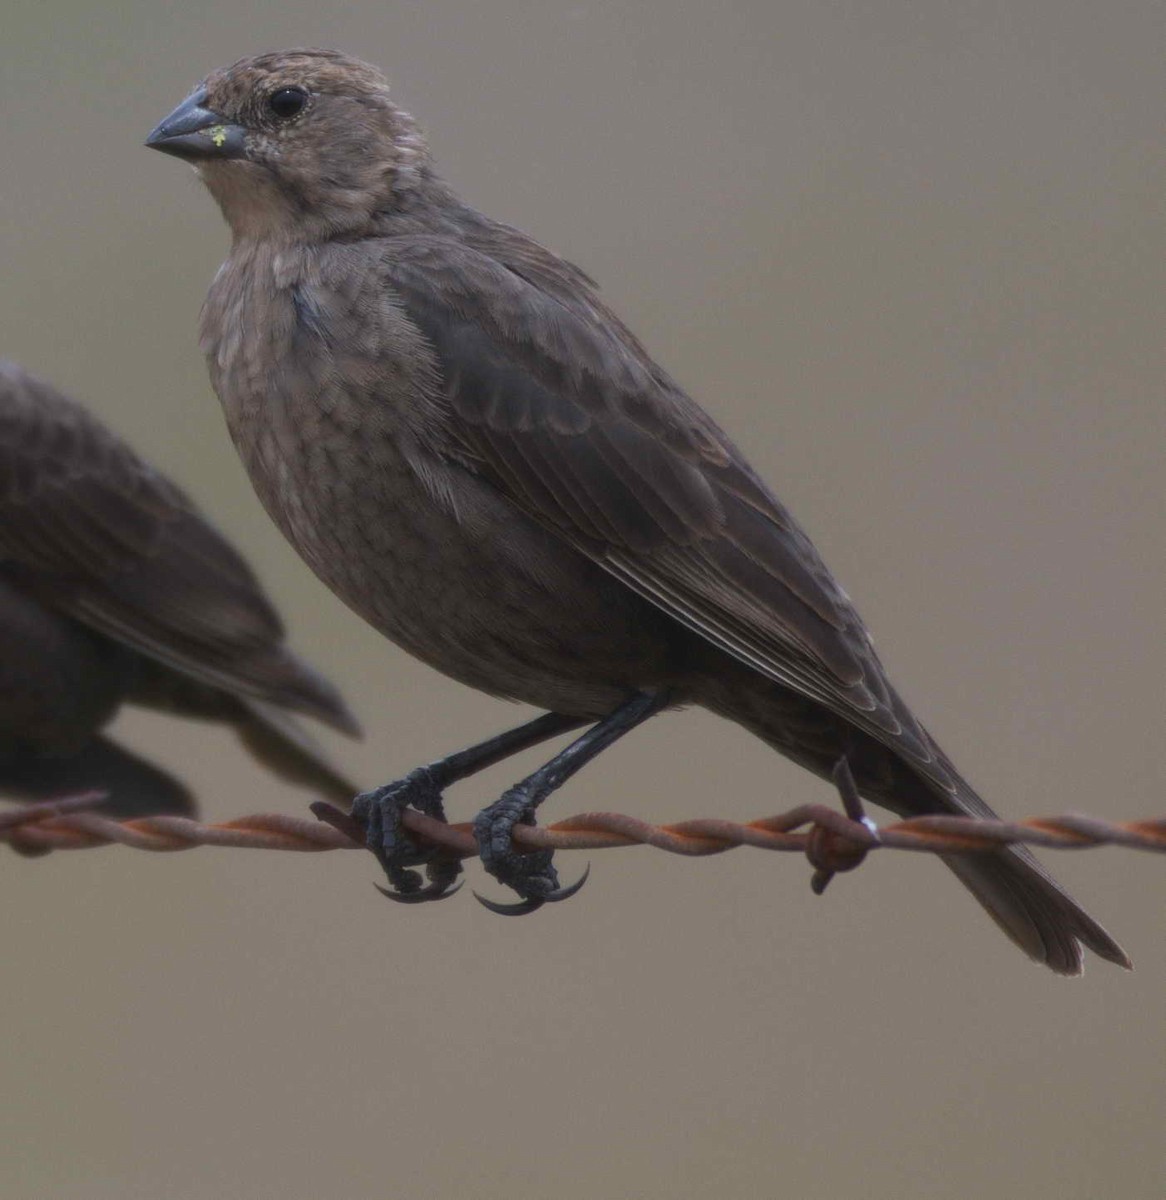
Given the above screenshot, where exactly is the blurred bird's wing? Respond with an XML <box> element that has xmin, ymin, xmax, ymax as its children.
<box><xmin>0</xmin><ymin>362</ymin><xmax>358</xmax><ymax>733</ymax></box>
<box><xmin>382</xmin><ymin>237</ymin><xmax>949</xmax><ymax>788</ymax></box>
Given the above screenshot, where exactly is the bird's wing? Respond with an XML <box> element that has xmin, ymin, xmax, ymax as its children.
<box><xmin>0</xmin><ymin>362</ymin><xmax>357</xmax><ymax>732</ymax></box>
<box><xmin>380</xmin><ymin>238</ymin><xmax>947</xmax><ymax>782</ymax></box>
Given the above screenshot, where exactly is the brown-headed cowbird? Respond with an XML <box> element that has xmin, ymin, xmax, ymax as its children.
<box><xmin>146</xmin><ymin>49</ymin><xmax>1126</xmax><ymax>972</ymax></box>
<box><xmin>0</xmin><ymin>360</ymin><xmax>361</xmax><ymax>816</ymax></box>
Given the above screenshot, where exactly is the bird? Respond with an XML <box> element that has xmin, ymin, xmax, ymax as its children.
<box><xmin>145</xmin><ymin>48</ymin><xmax>1127</xmax><ymax>972</ymax></box>
<box><xmin>0</xmin><ymin>359</ymin><xmax>361</xmax><ymax>818</ymax></box>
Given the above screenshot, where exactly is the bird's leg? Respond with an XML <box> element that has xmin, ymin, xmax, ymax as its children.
<box><xmin>351</xmin><ymin>712</ymin><xmax>588</xmax><ymax>902</ymax></box>
<box><xmin>473</xmin><ymin>689</ymin><xmax>671</xmax><ymax>915</ymax></box>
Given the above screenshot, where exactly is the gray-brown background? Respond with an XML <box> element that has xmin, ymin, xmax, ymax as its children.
<box><xmin>2</xmin><ymin>2</ymin><xmax>1162</xmax><ymax>1197</ymax></box>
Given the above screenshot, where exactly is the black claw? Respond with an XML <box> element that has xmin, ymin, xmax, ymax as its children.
<box><xmin>472</xmin><ymin>890</ymin><xmax>547</xmax><ymax>915</ymax></box>
<box><xmin>348</xmin><ymin>766</ymin><xmax>466</xmax><ymax>902</ymax></box>
<box><xmin>472</xmin><ymin>861</ymin><xmax>590</xmax><ymax>915</ymax></box>
<box><xmin>373</xmin><ymin>854</ymin><xmax>464</xmax><ymax>903</ymax></box>
<box><xmin>471</xmin><ymin>793</ymin><xmax>564</xmax><ymax>909</ymax></box>
<box><xmin>545</xmin><ymin>862</ymin><xmax>590</xmax><ymax>902</ymax></box>
<box><xmin>469</xmin><ymin>782</ymin><xmax>592</xmax><ymax>913</ymax></box>
<box><xmin>376</xmin><ymin>878</ymin><xmax>464</xmax><ymax>904</ymax></box>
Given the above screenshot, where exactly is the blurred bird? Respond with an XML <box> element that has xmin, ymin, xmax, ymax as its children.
<box><xmin>0</xmin><ymin>360</ymin><xmax>361</xmax><ymax>817</ymax></box>
<box><xmin>146</xmin><ymin>49</ymin><xmax>1126</xmax><ymax>972</ymax></box>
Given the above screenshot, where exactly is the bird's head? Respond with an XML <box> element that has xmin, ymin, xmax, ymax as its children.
<box><xmin>146</xmin><ymin>49</ymin><xmax>430</xmax><ymax>242</ymax></box>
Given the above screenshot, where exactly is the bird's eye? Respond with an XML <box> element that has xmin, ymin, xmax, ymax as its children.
<box><xmin>268</xmin><ymin>87</ymin><xmax>309</xmax><ymax>119</ymax></box>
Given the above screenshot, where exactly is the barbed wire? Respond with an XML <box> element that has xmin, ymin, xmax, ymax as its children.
<box><xmin>4</xmin><ymin>796</ymin><xmax>1165</xmax><ymax>887</ymax></box>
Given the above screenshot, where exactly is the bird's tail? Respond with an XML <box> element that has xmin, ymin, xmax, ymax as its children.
<box><xmin>941</xmin><ymin>847</ymin><xmax>1130</xmax><ymax>975</ymax></box>
<box><xmin>691</xmin><ymin>667</ymin><xmax>1129</xmax><ymax>974</ymax></box>
<box><xmin>231</xmin><ymin>696</ymin><xmax>361</xmax><ymax>806</ymax></box>
<box><xmin>0</xmin><ymin>736</ymin><xmax>195</xmax><ymax>818</ymax></box>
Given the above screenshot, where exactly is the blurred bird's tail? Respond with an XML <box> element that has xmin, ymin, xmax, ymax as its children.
<box><xmin>232</xmin><ymin>697</ymin><xmax>361</xmax><ymax>806</ymax></box>
<box><xmin>0</xmin><ymin>737</ymin><xmax>195</xmax><ymax>818</ymax></box>
<box><xmin>128</xmin><ymin>662</ymin><xmax>361</xmax><ymax>806</ymax></box>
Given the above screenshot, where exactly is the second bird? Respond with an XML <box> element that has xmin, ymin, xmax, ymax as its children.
<box><xmin>0</xmin><ymin>360</ymin><xmax>360</xmax><ymax>817</ymax></box>
<box><xmin>146</xmin><ymin>49</ymin><xmax>1126</xmax><ymax>973</ymax></box>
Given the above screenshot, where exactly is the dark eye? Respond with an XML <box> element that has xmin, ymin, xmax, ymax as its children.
<box><xmin>268</xmin><ymin>87</ymin><xmax>308</xmax><ymax>119</ymax></box>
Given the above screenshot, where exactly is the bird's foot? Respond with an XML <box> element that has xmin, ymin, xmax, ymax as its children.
<box><xmin>471</xmin><ymin>785</ymin><xmax>589</xmax><ymax>915</ymax></box>
<box><xmin>351</xmin><ymin>768</ymin><xmax>463</xmax><ymax>902</ymax></box>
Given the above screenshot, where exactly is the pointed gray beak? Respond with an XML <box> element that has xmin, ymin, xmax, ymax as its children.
<box><xmin>145</xmin><ymin>88</ymin><xmax>247</xmax><ymax>161</ymax></box>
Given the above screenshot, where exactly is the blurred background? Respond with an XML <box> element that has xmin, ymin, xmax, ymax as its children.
<box><xmin>1</xmin><ymin>2</ymin><xmax>1163</xmax><ymax>1197</ymax></box>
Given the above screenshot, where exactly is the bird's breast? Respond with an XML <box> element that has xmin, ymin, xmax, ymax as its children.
<box><xmin>199</xmin><ymin>247</ymin><xmax>483</xmax><ymax>658</ymax></box>
<box><xmin>197</xmin><ymin>243</ymin><xmax>673</xmax><ymax>713</ymax></box>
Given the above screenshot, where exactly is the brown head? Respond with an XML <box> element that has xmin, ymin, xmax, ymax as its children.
<box><xmin>146</xmin><ymin>49</ymin><xmax>431</xmax><ymax>242</ymax></box>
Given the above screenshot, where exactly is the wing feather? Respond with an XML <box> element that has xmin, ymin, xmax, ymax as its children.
<box><xmin>378</xmin><ymin>238</ymin><xmax>943</xmax><ymax>779</ymax></box>
<box><xmin>0</xmin><ymin>361</ymin><xmax>356</xmax><ymax>730</ymax></box>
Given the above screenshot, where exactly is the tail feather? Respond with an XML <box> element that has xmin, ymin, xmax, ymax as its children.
<box><xmin>942</xmin><ymin>848</ymin><xmax>1131</xmax><ymax>975</ymax></box>
<box><xmin>261</xmin><ymin>652</ymin><xmax>363</xmax><ymax>738</ymax></box>
<box><xmin>0</xmin><ymin>736</ymin><xmax>195</xmax><ymax>818</ymax></box>
<box><xmin>232</xmin><ymin>696</ymin><xmax>361</xmax><ymax>805</ymax></box>
<box><xmin>692</xmin><ymin>668</ymin><xmax>1130</xmax><ymax>973</ymax></box>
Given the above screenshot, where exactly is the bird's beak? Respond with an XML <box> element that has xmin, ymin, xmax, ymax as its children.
<box><xmin>145</xmin><ymin>88</ymin><xmax>247</xmax><ymax>161</ymax></box>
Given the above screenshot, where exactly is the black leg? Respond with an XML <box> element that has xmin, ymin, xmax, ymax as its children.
<box><xmin>473</xmin><ymin>689</ymin><xmax>671</xmax><ymax>914</ymax></box>
<box><xmin>352</xmin><ymin>711</ymin><xmax>588</xmax><ymax>902</ymax></box>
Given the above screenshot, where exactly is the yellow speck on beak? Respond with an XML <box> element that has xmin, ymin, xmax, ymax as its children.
<box><xmin>209</xmin><ymin>126</ymin><xmax>228</xmax><ymax>148</ymax></box>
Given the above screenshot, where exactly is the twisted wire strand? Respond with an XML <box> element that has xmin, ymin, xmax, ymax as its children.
<box><xmin>3</xmin><ymin>796</ymin><xmax>1165</xmax><ymax>865</ymax></box>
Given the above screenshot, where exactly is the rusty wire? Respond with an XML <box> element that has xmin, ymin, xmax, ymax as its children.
<box><xmin>3</xmin><ymin>796</ymin><xmax>1165</xmax><ymax>883</ymax></box>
